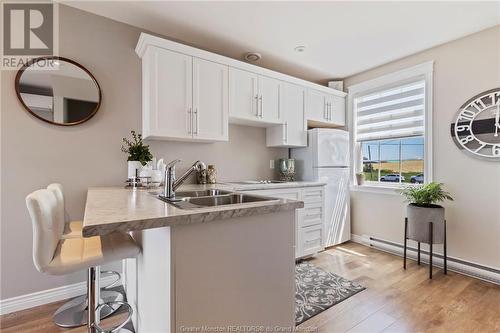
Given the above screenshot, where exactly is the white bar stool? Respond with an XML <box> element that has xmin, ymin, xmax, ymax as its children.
<box><xmin>47</xmin><ymin>183</ymin><xmax>124</xmax><ymax>328</ymax></box>
<box><xmin>26</xmin><ymin>188</ymin><xmax>140</xmax><ymax>333</ymax></box>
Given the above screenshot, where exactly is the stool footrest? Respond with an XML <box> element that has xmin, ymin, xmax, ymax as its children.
<box><xmin>93</xmin><ymin>301</ymin><xmax>133</xmax><ymax>333</ymax></box>
<box><xmin>100</xmin><ymin>270</ymin><xmax>121</xmax><ymax>290</ymax></box>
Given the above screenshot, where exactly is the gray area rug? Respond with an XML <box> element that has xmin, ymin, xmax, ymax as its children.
<box><xmin>295</xmin><ymin>262</ymin><xmax>365</xmax><ymax>325</ymax></box>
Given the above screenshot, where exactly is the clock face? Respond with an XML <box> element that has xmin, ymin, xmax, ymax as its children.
<box><xmin>451</xmin><ymin>88</ymin><xmax>500</xmax><ymax>160</ymax></box>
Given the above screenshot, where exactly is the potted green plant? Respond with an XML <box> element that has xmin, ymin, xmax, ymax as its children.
<box><xmin>400</xmin><ymin>182</ymin><xmax>453</xmax><ymax>243</ymax></box>
<box><xmin>121</xmin><ymin>130</ymin><xmax>153</xmax><ymax>178</ymax></box>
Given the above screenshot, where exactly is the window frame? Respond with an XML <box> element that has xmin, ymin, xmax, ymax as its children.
<box><xmin>347</xmin><ymin>61</ymin><xmax>434</xmax><ymax>193</ymax></box>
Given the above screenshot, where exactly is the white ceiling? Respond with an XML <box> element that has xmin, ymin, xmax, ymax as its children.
<box><xmin>63</xmin><ymin>1</ymin><xmax>500</xmax><ymax>82</ymax></box>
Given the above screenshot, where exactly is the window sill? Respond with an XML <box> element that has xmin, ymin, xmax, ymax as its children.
<box><xmin>349</xmin><ymin>183</ymin><xmax>404</xmax><ymax>195</ymax></box>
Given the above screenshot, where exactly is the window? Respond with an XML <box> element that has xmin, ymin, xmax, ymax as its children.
<box><xmin>361</xmin><ymin>137</ymin><xmax>424</xmax><ymax>184</ymax></box>
<box><xmin>348</xmin><ymin>62</ymin><xmax>433</xmax><ymax>188</ymax></box>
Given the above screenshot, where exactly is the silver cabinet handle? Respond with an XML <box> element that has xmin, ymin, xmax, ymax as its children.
<box><xmin>254</xmin><ymin>95</ymin><xmax>259</xmax><ymax>117</ymax></box>
<box><xmin>328</xmin><ymin>103</ymin><xmax>332</xmax><ymax>121</ymax></box>
<box><xmin>193</xmin><ymin>108</ymin><xmax>198</xmax><ymax>135</ymax></box>
<box><xmin>259</xmin><ymin>95</ymin><xmax>263</xmax><ymax>118</ymax></box>
<box><xmin>188</xmin><ymin>107</ymin><xmax>192</xmax><ymax>134</ymax></box>
<box><xmin>284</xmin><ymin>121</ymin><xmax>288</xmax><ymax>143</ymax></box>
<box><xmin>324</xmin><ymin>102</ymin><xmax>328</xmax><ymax>120</ymax></box>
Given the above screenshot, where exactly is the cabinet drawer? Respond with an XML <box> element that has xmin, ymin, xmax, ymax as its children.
<box><xmin>302</xmin><ymin>187</ymin><xmax>323</xmax><ymax>204</ymax></box>
<box><xmin>299</xmin><ymin>224</ymin><xmax>323</xmax><ymax>257</ymax></box>
<box><xmin>301</xmin><ymin>205</ymin><xmax>323</xmax><ymax>227</ymax></box>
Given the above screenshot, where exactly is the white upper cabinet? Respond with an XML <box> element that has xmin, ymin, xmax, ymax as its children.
<box><xmin>228</xmin><ymin>67</ymin><xmax>259</xmax><ymax>120</ymax></box>
<box><xmin>306</xmin><ymin>89</ymin><xmax>346</xmax><ymax>127</ymax></box>
<box><xmin>258</xmin><ymin>76</ymin><xmax>283</xmax><ymax>124</ymax></box>
<box><xmin>266</xmin><ymin>83</ymin><xmax>306</xmax><ymax>147</ymax></box>
<box><xmin>307</xmin><ymin>89</ymin><xmax>327</xmax><ymax>123</ymax></box>
<box><xmin>229</xmin><ymin>68</ymin><xmax>282</xmax><ymax>126</ymax></box>
<box><xmin>143</xmin><ymin>47</ymin><xmax>193</xmax><ymax>140</ymax></box>
<box><xmin>331</xmin><ymin>94</ymin><xmax>346</xmax><ymax>126</ymax></box>
<box><xmin>193</xmin><ymin>58</ymin><xmax>228</xmax><ymax>141</ymax></box>
<box><xmin>136</xmin><ymin>33</ymin><xmax>347</xmax><ymax>142</ymax></box>
<box><xmin>140</xmin><ymin>46</ymin><xmax>228</xmax><ymax>142</ymax></box>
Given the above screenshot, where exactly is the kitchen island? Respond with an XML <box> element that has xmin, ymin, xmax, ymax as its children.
<box><xmin>83</xmin><ymin>185</ymin><xmax>303</xmax><ymax>333</ymax></box>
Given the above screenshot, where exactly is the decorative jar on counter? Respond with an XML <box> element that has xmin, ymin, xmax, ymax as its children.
<box><xmin>207</xmin><ymin>165</ymin><xmax>217</xmax><ymax>184</ymax></box>
<box><xmin>197</xmin><ymin>169</ymin><xmax>207</xmax><ymax>184</ymax></box>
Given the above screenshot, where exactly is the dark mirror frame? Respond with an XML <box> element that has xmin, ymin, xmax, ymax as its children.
<box><xmin>15</xmin><ymin>56</ymin><xmax>102</xmax><ymax>126</ymax></box>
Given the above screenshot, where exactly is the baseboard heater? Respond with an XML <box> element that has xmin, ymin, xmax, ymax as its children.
<box><xmin>352</xmin><ymin>234</ymin><xmax>500</xmax><ymax>285</ymax></box>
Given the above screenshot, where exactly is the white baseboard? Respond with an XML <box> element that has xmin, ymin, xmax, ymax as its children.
<box><xmin>350</xmin><ymin>233</ymin><xmax>500</xmax><ymax>285</ymax></box>
<box><xmin>0</xmin><ymin>275</ymin><xmax>117</xmax><ymax>315</ymax></box>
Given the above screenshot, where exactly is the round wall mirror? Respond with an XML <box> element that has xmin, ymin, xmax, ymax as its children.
<box><xmin>15</xmin><ymin>56</ymin><xmax>101</xmax><ymax>126</ymax></box>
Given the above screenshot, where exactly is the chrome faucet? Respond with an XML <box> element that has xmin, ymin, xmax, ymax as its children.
<box><xmin>163</xmin><ymin>159</ymin><xmax>206</xmax><ymax>200</ymax></box>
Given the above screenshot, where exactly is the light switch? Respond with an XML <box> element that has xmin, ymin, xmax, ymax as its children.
<box><xmin>270</xmin><ymin>160</ymin><xmax>275</xmax><ymax>169</ymax></box>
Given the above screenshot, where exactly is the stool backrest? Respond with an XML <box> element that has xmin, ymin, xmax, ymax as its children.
<box><xmin>47</xmin><ymin>183</ymin><xmax>65</xmax><ymax>226</ymax></box>
<box><xmin>25</xmin><ymin>189</ymin><xmax>64</xmax><ymax>273</ymax></box>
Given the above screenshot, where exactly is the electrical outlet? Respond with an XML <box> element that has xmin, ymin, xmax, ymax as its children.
<box><xmin>269</xmin><ymin>159</ymin><xmax>275</xmax><ymax>169</ymax></box>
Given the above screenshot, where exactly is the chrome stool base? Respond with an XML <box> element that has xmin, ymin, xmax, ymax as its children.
<box><xmin>53</xmin><ymin>290</ymin><xmax>124</xmax><ymax>328</ymax></box>
<box><xmin>89</xmin><ymin>267</ymin><xmax>134</xmax><ymax>333</ymax></box>
<box><xmin>53</xmin><ymin>271</ymin><xmax>123</xmax><ymax>328</ymax></box>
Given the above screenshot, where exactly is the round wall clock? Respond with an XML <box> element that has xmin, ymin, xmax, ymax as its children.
<box><xmin>451</xmin><ymin>88</ymin><xmax>500</xmax><ymax>160</ymax></box>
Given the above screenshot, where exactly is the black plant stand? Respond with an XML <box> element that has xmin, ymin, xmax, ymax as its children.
<box><xmin>403</xmin><ymin>218</ymin><xmax>447</xmax><ymax>279</ymax></box>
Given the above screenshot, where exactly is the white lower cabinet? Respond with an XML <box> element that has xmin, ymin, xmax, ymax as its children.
<box><xmin>242</xmin><ymin>186</ymin><xmax>325</xmax><ymax>259</ymax></box>
<box><xmin>299</xmin><ymin>224</ymin><xmax>323</xmax><ymax>257</ymax></box>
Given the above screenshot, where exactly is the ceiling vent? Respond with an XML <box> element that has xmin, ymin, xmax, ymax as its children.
<box><xmin>244</xmin><ymin>52</ymin><xmax>262</xmax><ymax>62</ymax></box>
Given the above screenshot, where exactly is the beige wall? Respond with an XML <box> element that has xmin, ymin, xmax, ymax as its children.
<box><xmin>345</xmin><ymin>26</ymin><xmax>500</xmax><ymax>269</ymax></box>
<box><xmin>0</xmin><ymin>5</ymin><xmax>286</xmax><ymax>299</ymax></box>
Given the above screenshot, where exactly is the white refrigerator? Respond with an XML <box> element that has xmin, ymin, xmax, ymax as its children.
<box><xmin>291</xmin><ymin>128</ymin><xmax>351</xmax><ymax>247</ymax></box>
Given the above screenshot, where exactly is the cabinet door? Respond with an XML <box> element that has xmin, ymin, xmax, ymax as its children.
<box><xmin>331</xmin><ymin>95</ymin><xmax>346</xmax><ymax>126</ymax></box>
<box><xmin>266</xmin><ymin>83</ymin><xmax>306</xmax><ymax>147</ymax></box>
<box><xmin>259</xmin><ymin>76</ymin><xmax>282</xmax><ymax>124</ymax></box>
<box><xmin>144</xmin><ymin>47</ymin><xmax>192</xmax><ymax>140</ymax></box>
<box><xmin>193</xmin><ymin>58</ymin><xmax>228</xmax><ymax>141</ymax></box>
<box><xmin>284</xmin><ymin>83</ymin><xmax>306</xmax><ymax>146</ymax></box>
<box><xmin>298</xmin><ymin>224</ymin><xmax>323</xmax><ymax>257</ymax></box>
<box><xmin>306</xmin><ymin>89</ymin><xmax>327</xmax><ymax>122</ymax></box>
<box><xmin>228</xmin><ymin>67</ymin><xmax>258</xmax><ymax>120</ymax></box>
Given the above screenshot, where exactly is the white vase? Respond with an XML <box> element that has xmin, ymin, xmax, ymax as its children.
<box><xmin>356</xmin><ymin>173</ymin><xmax>365</xmax><ymax>185</ymax></box>
<box><xmin>127</xmin><ymin>161</ymin><xmax>142</xmax><ymax>178</ymax></box>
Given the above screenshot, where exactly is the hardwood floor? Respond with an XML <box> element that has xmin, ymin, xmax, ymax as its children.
<box><xmin>298</xmin><ymin>242</ymin><xmax>500</xmax><ymax>333</ymax></box>
<box><xmin>1</xmin><ymin>242</ymin><xmax>498</xmax><ymax>332</ymax></box>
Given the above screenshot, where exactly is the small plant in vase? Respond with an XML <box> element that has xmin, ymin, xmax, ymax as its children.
<box><xmin>400</xmin><ymin>182</ymin><xmax>453</xmax><ymax>247</ymax></box>
<box><xmin>121</xmin><ymin>130</ymin><xmax>153</xmax><ymax>178</ymax></box>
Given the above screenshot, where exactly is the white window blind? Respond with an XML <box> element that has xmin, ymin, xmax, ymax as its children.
<box><xmin>355</xmin><ymin>80</ymin><xmax>425</xmax><ymax>141</ymax></box>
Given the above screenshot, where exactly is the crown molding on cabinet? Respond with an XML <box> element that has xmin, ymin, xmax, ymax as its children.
<box><xmin>135</xmin><ymin>32</ymin><xmax>347</xmax><ymax>98</ymax></box>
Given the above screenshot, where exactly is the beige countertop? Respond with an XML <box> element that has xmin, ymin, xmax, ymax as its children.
<box><xmin>222</xmin><ymin>181</ymin><xmax>326</xmax><ymax>191</ymax></box>
<box><xmin>82</xmin><ymin>185</ymin><xmax>304</xmax><ymax>237</ymax></box>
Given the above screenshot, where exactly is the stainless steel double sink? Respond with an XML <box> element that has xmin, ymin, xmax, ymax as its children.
<box><xmin>157</xmin><ymin>189</ymin><xmax>278</xmax><ymax>209</ymax></box>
